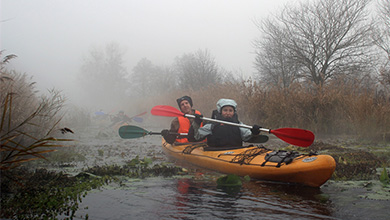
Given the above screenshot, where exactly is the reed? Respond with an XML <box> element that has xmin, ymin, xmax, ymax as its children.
<box><xmin>254</xmin><ymin>79</ymin><xmax>390</xmax><ymax>140</ymax></box>
<box><xmin>1</xmin><ymin>53</ymin><xmax>73</xmax><ymax>171</ymax></box>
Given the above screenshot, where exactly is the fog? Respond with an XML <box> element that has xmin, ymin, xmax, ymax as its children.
<box><xmin>1</xmin><ymin>0</ymin><xmax>291</xmax><ymax>109</ymax></box>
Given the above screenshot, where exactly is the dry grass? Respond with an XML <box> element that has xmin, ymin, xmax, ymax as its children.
<box><xmin>255</xmin><ymin>79</ymin><xmax>390</xmax><ymax>141</ymax></box>
<box><xmin>1</xmin><ymin>52</ymin><xmax>73</xmax><ymax>171</ymax></box>
<box><xmin>129</xmin><ymin>76</ymin><xmax>390</xmax><ymax>142</ymax></box>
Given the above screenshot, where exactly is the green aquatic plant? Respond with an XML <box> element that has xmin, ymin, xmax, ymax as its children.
<box><xmin>98</xmin><ymin>149</ymin><xmax>104</xmax><ymax>157</ymax></box>
<box><xmin>380</xmin><ymin>167</ymin><xmax>389</xmax><ymax>185</ymax></box>
<box><xmin>217</xmin><ymin>174</ymin><xmax>242</xmax><ymax>187</ymax></box>
<box><xmin>314</xmin><ymin>193</ymin><xmax>331</xmax><ymax>203</ymax></box>
<box><xmin>243</xmin><ymin>175</ymin><xmax>251</xmax><ymax>182</ymax></box>
<box><xmin>0</xmin><ymin>168</ymin><xmax>108</xmax><ymax>219</ymax></box>
<box><xmin>328</xmin><ymin>180</ymin><xmax>390</xmax><ymax>201</ymax></box>
<box><xmin>0</xmin><ymin>156</ymin><xmax>184</xmax><ymax>219</ymax></box>
<box><xmin>127</xmin><ymin>155</ymin><xmax>152</xmax><ymax>168</ymax></box>
<box><xmin>83</xmin><ymin>156</ymin><xmax>182</xmax><ymax>179</ymax></box>
<box><xmin>216</xmin><ymin>174</ymin><xmax>243</xmax><ymax>197</ymax></box>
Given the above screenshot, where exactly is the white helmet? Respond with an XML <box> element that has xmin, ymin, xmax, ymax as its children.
<box><xmin>216</xmin><ymin>99</ymin><xmax>237</xmax><ymax>113</ymax></box>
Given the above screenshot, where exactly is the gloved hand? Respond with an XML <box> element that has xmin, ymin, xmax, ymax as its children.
<box><xmin>251</xmin><ymin>125</ymin><xmax>261</xmax><ymax>135</ymax></box>
<box><xmin>194</xmin><ymin>114</ymin><xmax>203</xmax><ymax>125</ymax></box>
<box><xmin>161</xmin><ymin>129</ymin><xmax>169</xmax><ymax>137</ymax></box>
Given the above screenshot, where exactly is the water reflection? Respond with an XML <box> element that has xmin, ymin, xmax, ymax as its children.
<box><xmin>169</xmin><ymin>177</ymin><xmax>244</xmax><ymax>219</ymax></box>
<box><xmin>163</xmin><ymin>176</ymin><xmax>335</xmax><ymax>220</ymax></box>
<box><xmin>241</xmin><ymin>181</ymin><xmax>334</xmax><ymax>219</ymax></box>
<box><xmin>75</xmin><ymin>175</ymin><xmax>339</xmax><ymax>220</ymax></box>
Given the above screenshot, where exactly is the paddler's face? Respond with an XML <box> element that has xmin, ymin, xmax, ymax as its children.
<box><xmin>221</xmin><ymin>106</ymin><xmax>234</xmax><ymax>118</ymax></box>
<box><xmin>179</xmin><ymin>100</ymin><xmax>192</xmax><ymax>114</ymax></box>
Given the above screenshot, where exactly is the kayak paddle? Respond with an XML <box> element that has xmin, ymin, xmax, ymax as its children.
<box><xmin>151</xmin><ymin>105</ymin><xmax>314</xmax><ymax>147</ymax></box>
<box><xmin>119</xmin><ymin>125</ymin><xmax>269</xmax><ymax>143</ymax></box>
<box><xmin>129</xmin><ymin>111</ymin><xmax>147</xmax><ymax>123</ymax></box>
<box><xmin>118</xmin><ymin>125</ymin><xmax>186</xmax><ymax>139</ymax></box>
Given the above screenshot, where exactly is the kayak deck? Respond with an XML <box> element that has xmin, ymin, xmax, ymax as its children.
<box><xmin>162</xmin><ymin>139</ymin><xmax>336</xmax><ymax>187</ymax></box>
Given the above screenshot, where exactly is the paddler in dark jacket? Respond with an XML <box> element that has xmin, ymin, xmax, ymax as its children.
<box><xmin>161</xmin><ymin>96</ymin><xmax>203</xmax><ymax>144</ymax></box>
<box><xmin>191</xmin><ymin>98</ymin><xmax>260</xmax><ymax>147</ymax></box>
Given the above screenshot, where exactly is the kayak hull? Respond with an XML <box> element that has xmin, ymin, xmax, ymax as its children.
<box><xmin>162</xmin><ymin>139</ymin><xmax>336</xmax><ymax>187</ymax></box>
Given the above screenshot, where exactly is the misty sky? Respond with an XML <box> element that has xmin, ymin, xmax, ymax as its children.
<box><xmin>1</xmin><ymin>0</ymin><xmax>292</xmax><ymax>105</ymax></box>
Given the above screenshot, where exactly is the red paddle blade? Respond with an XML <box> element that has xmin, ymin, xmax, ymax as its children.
<box><xmin>270</xmin><ymin>128</ymin><xmax>315</xmax><ymax>147</ymax></box>
<box><xmin>134</xmin><ymin>111</ymin><xmax>147</xmax><ymax>117</ymax></box>
<box><xmin>151</xmin><ymin>105</ymin><xmax>184</xmax><ymax>117</ymax></box>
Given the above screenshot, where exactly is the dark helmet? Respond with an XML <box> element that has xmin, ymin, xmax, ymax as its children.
<box><xmin>176</xmin><ymin>96</ymin><xmax>193</xmax><ymax>108</ymax></box>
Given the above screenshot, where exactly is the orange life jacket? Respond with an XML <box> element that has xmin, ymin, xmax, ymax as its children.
<box><xmin>176</xmin><ymin>110</ymin><xmax>203</xmax><ymax>143</ymax></box>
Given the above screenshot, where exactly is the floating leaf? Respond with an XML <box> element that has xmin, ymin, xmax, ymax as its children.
<box><xmin>217</xmin><ymin>174</ymin><xmax>242</xmax><ymax>187</ymax></box>
<box><xmin>314</xmin><ymin>193</ymin><xmax>330</xmax><ymax>203</ymax></box>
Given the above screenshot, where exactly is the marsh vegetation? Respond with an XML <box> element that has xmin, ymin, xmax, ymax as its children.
<box><xmin>1</xmin><ymin>0</ymin><xmax>390</xmax><ymax>218</ymax></box>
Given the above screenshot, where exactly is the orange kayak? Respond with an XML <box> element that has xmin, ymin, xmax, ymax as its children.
<box><xmin>162</xmin><ymin>138</ymin><xmax>336</xmax><ymax>187</ymax></box>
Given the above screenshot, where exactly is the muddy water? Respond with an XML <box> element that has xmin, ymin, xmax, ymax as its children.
<box><xmin>68</xmin><ymin>132</ymin><xmax>389</xmax><ymax>220</ymax></box>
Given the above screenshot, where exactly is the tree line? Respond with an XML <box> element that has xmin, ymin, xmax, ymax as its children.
<box><xmin>78</xmin><ymin>0</ymin><xmax>390</xmax><ymax>110</ymax></box>
<box><xmin>79</xmin><ymin>45</ymin><xmax>235</xmax><ymax>106</ymax></box>
<box><xmin>2</xmin><ymin>0</ymin><xmax>388</xmax><ymax>139</ymax></box>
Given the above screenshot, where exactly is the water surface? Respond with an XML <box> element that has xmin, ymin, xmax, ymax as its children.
<box><xmin>69</xmin><ymin>132</ymin><xmax>389</xmax><ymax>219</ymax></box>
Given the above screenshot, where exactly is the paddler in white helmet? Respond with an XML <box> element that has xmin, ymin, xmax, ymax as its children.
<box><xmin>190</xmin><ymin>98</ymin><xmax>261</xmax><ymax>148</ymax></box>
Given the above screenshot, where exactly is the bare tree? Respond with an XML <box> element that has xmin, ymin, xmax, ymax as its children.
<box><xmin>254</xmin><ymin>22</ymin><xmax>301</xmax><ymax>88</ymax></box>
<box><xmin>375</xmin><ymin>0</ymin><xmax>390</xmax><ymax>56</ymax></box>
<box><xmin>130</xmin><ymin>58</ymin><xmax>176</xmax><ymax>97</ymax></box>
<box><xmin>131</xmin><ymin>58</ymin><xmax>155</xmax><ymax>97</ymax></box>
<box><xmin>373</xmin><ymin>0</ymin><xmax>390</xmax><ymax>88</ymax></box>
<box><xmin>254</xmin><ymin>0</ymin><xmax>375</xmax><ymax>86</ymax></box>
<box><xmin>174</xmin><ymin>49</ymin><xmax>221</xmax><ymax>90</ymax></box>
<box><xmin>79</xmin><ymin>42</ymin><xmax>129</xmax><ymax>109</ymax></box>
<box><xmin>158</xmin><ymin>66</ymin><xmax>178</xmax><ymax>92</ymax></box>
